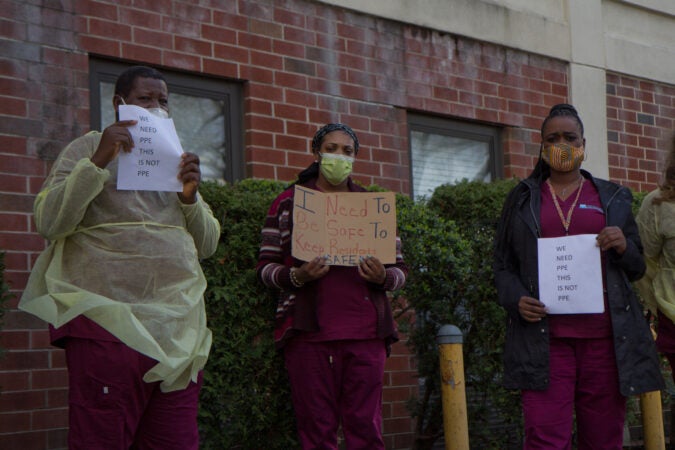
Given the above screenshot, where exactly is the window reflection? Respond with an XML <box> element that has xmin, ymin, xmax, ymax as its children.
<box><xmin>411</xmin><ymin>131</ymin><xmax>492</xmax><ymax>199</ymax></box>
<box><xmin>408</xmin><ymin>115</ymin><xmax>501</xmax><ymax>199</ymax></box>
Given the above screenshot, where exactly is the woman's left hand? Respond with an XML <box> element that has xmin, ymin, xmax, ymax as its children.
<box><xmin>358</xmin><ymin>256</ymin><xmax>386</xmax><ymax>285</ymax></box>
<box><xmin>596</xmin><ymin>226</ymin><xmax>627</xmax><ymax>255</ymax></box>
<box><xmin>178</xmin><ymin>152</ymin><xmax>201</xmax><ymax>204</ymax></box>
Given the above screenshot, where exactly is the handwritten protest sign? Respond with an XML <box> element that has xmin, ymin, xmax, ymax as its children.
<box><xmin>292</xmin><ymin>186</ymin><xmax>397</xmax><ymax>266</ymax></box>
<box><xmin>537</xmin><ymin>234</ymin><xmax>604</xmax><ymax>314</ymax></box>
<box><xmin>117</xmin><ymin>104</ymin><xmax>183</xmax><ymax>192</ymax></box>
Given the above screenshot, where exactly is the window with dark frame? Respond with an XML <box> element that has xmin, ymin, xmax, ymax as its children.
<box><xmin>89</xmin><ymin>58</ymin><xmax>244</xmax><ymax>184</ymax></box>
<box><xmin>408</xmin><ymin>114</ymin><xmax>502</xmax><ymax>199</ymax></box>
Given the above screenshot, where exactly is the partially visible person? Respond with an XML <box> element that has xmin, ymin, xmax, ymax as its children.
<box><xmin>493</xmin><ymin>103</ymin><xmax>663</xmax><ymax>449</ymax></box>
<box><xmin>19</xmin><ymin>65</ymin><xmax>220</xmax><ymax>450</ymax></box>
<box><xmin>257</xmin><ymin>123</ymin><xmax>408</xmax><ymax>450</ymax></box>
<box><xmin>636</xmin><ymin>135</ymin><xmax>675</xmax><ymax>382</ymax></box>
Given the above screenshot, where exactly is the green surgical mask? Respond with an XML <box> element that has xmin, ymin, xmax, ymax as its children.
<box><xmin>319</xmin><ymin>153</ymin><xmax>354</xmax><ymax>185</ymax></box>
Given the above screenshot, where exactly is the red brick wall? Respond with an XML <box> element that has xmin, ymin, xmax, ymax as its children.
<box><xmin>606</xmin><ymin>72</ymin><xmax>675</xmax><ymax>192</ymax></box>
<box><xmin>3</xmin><ymin>1</ymin><xmax>670</xmax><ymax>449</ymax></box>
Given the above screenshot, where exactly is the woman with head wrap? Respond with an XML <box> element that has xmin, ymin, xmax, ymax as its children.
<box><xmin>257</xmin><ymin>123</ymin><xmax>408</xmax><ymax>449</ymax></box>
<box><xmin>493</xmin><ymin>104</ymin><xmax>663</xmax><ymax>448</ymax></box>
<box><xmin>636</xmin><ymin>135</ymin><xmax>675</xmax><ymax>382</ymax></box>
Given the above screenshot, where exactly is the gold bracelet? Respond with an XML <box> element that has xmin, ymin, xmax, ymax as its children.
<box><xmin>289</xmin><ymin>268</ymin><xmax>305</xmax><ymax>288</ymax></box>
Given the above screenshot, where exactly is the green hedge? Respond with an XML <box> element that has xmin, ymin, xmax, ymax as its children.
<box><xmin>197</xmin><ymin>178</ymin><xmax>651</xmax><ymax>449</ymax></box>
<box><xmin>421</xmin><ymin>179</ymin><xmax>523</xmax><ymax>449</ymax></box>
<box><xmin>197</xmin><ymin>178</ymin><xmax>521</xmax><ymax>449</ymax></box>
<box><xmin>198</xmin><ymin>179</ymin><xmax>298</xmax><ymax>449</ymax></box>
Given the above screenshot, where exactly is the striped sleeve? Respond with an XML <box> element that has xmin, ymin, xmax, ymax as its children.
<box><xmin>257</xmin><ymin>189</ymin><xmax>295</xmax><ymax>290</ymax></box>
<box><xmin>382</xmin><ymin>236</ymin><xmax>407</xmax><ymax>291</ymax></box>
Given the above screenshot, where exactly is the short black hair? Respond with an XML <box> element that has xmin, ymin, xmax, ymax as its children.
<box><xmin>114</xmin><ymin>66</ymin><xmax>166</xmax><ymax>99</ymax></box>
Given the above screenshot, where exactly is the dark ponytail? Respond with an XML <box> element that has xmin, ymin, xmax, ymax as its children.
<box><xmin>296</xmin><ymin>161</ymin><xmax>320</xmax><ymax>185</ymax></box>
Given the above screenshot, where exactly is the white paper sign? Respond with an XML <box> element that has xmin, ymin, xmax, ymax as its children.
<box><xmin>537</xmin><ymin>234</ymin><xmax>604</xmax><ymax>314</ymax></box>
<box><xmin>116</xmin><ymin>104</ymin><xmax>183</xmax><ymax>192</ymax></box>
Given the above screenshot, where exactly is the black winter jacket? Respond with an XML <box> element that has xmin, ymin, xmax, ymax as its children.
<box><xmin>493</xmin><ymin>170</ymin><xmax>664</xmax><ymax>396</ymax></box>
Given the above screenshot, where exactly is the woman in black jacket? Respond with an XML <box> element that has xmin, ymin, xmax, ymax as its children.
<box><xmin>494</xmin><ymin>104</ymin><xmax>663</xmax><ymax>449</ymax></box>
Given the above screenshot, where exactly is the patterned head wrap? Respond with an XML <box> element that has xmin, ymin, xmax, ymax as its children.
<box><xmin>311</xmin><ymin>123</ymin><xmax>359</xmax><ymax>155</ymax></box>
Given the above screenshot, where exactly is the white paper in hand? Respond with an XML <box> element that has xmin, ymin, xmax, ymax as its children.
<box><xmin>537</xmin><ymin>234</ymin><xmax>604</xmax><ymax>314</ymax></box>
<box><xmin>117</xmin><ymin>104</ymin><xmax>184</xmax><ymax>192</ymax></box>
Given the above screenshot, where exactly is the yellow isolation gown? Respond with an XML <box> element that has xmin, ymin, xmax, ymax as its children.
<box><xmin>20</xmin><ymin>131</ymin><xmax>221</xmax><ymax>392</ymax></box>
<box><xmin>636</xmin><ymin>189</ymin><xmax>675</xmax><ymax>322</ymax></box>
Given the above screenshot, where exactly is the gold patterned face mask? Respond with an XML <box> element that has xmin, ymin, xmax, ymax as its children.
<box><xmin>541</xmin><ymin>143</ymin><xmax>585</xmax><ymax>172</ymax></box>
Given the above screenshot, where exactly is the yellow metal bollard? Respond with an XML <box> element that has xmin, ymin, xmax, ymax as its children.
<box><xmin>437</xmin><ymin>324</ymin><xmax>470</xmax><ymax>450</ymax></box>
<box><xmin>640</xmin><ymin>390</ymin><xmax>665</xmax><ymax>449</ymax></box>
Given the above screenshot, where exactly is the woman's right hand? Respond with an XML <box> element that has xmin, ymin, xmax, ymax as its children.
<box><xmin>294</xmin><ymin>256</ymin><xmax>330</xmax><ymax>284</ymax></box>
<box><xmin>91</xmin><ymin>120</ymin><xmax>137</xmax><ymax>168</ymax></box>
<box><xmin>518</xmin><ymin>296</ymin><xmax>547</xmax><ymax>322</ymax></box>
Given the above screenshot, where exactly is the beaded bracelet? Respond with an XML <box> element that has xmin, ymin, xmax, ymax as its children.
<box><xmin>289</xmin><ymin>268</ymin><xmax>305</xmax><ymax>288</ymax></box>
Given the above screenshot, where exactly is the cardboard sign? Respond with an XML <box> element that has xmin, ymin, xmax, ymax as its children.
<box><xmin>292</xmin><ymin>186</ymin><xmax>397</xmax><ymax>266</ymax></box>
<box><xmin>537</xmin><ymin>234</ymin><xmax>604</xmax><ymax>314</ymax></box>
<box><xmin>117</xmin><ymin>104</ymin><xmax>183</xmax><ymax>192</ymax></box>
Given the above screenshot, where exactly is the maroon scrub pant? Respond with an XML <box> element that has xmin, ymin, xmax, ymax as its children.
<box><xmin>64</xmin><ymin>337</ymin><xmax>202</xmax><ymax>450</ymax></box>
<box><xmin>284</xmin><ymin>339</ymin><xmax>386</xmax><ymax>450</ymax></box>
<box><xmin>521</xmin><ymin>336</ymin><xmax>625</xmax><ymax>450</ymax></box>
